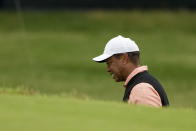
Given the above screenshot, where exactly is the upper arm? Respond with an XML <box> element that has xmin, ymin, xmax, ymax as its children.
<box><xmin>128</xmin><ymin>83</ymin><xmax>162</xmax><ymax>107</ymax></box>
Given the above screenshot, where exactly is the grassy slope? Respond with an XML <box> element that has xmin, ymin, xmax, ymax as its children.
<box><xmin>0</xmin><ymin>94</ymin><xmax>196</xmax><ymax>131</ymax></box>
<box><xmin>0</xmin><ymin>10</ymin><xmax>196</xmax><ymax>108</ymax></box>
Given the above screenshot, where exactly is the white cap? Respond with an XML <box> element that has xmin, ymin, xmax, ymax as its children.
<box><xmin>92</xmin><ymin>35</ymin><xmax>139</xmax><ymax>63</ymax></box>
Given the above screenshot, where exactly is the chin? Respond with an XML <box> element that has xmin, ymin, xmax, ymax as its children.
<box><xmin>114</xmin><ymin>78</ymin><xmax>122</xmax><ymax>82</ymax></box>
<box><xmin>113</xmin><ymin>75</ymin><xmax>123</xmax><ymax>82</ymax></box>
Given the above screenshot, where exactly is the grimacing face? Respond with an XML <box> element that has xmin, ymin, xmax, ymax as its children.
<box><xmin>106</xmin><ymin>56</ymin><xmax>124</xmax><ymax>82</ymax></box>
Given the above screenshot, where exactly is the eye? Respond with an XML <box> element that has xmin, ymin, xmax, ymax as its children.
<box><xmin>106</xmin><ymin>62</ymin><xmax>109</xmax><ymax>66</ymax></box>
<box><xmin>107</xmin><ymin>61</ymin><xmax>112</xmax><ymax>67</ymax></box>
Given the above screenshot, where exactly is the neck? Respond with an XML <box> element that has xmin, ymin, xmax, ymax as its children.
<box><xmin>123</xmin><ymin>64</ymin><xmax>140</xmax><ymax>81</ymax></box>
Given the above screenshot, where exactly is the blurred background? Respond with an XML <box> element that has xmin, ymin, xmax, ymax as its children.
<box><xmin>0</xmin><ymin>0</ymin><xmax>196</xmax><ymax>108</ymax></box>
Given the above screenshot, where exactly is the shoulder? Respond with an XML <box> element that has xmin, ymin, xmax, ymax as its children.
<box><xmin>131</xmin><ymin>83</ymin><xmax>160</xmax><ymax>96</ymax></box>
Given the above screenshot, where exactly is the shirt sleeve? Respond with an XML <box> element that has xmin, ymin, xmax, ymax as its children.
<box><xmin>128</xmin><ymin>83</ymin><xmax>162</xmax><ymax>107</ymax></box>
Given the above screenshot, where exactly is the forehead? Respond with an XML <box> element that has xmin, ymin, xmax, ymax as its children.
<box><xmin>106</xmin><ymin>56</ymin><xmax>117</xmax><ymax>63</ymax></box>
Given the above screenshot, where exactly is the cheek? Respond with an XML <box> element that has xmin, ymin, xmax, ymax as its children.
<box><xmin>109</xmin><ymin>60</ymin><xmax>122</xmax><ymax>74</ymax></box>
<box><xmin>115</xmin><ymin>65</ymin><xmax>124</xmax><ymax>78</ymax></box>
<box><xmin>112</xmin><ymin>64</ymin><xmax>121</xmax><ymax>74</ymax></box>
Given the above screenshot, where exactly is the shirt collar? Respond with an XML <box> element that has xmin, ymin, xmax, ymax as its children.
<box><xmin>124</xmin><ymin>66</ymin><xmax>148</xmax><ymax>88</ymax></box>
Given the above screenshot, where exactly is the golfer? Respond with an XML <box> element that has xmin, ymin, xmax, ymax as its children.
<box><xmin>92</xmin><ymin>35</ymin><xmax>169</xmax><ymax>107</ymax></box>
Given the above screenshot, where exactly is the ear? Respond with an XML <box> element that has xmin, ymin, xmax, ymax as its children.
<box><xmin>120</xmin><ymin>53</ymin><xmax>129</xmax><ymax>64</ymax></box>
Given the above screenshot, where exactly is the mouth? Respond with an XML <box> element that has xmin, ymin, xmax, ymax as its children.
<box><xmin>110</xmin><ymin>73</ymin><xmax>121</xmax><ymax>82</ymax></box>
<box><xmin>111</xmin><ymin>74</ymin><xmax>114</xmax><ymax>78</ymax></box>
<box><xmin>111</xmin><ymin>73</ymin><xmax>115</xmax><ymax>79</ymax></box>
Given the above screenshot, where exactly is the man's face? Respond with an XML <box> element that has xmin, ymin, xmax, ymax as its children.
<box><xmin>106</xmin><ymin>56</ymin><xmax>124</xmax><ymax>82</ymax></box>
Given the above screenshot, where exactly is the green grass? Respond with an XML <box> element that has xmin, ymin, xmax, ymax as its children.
<box><xmin>0</xmin><ymin>10</ymin><xmax>196</xmax><ymax>108</ymax></box>
<box><xmin>0</xmin><ymin>94</ymin><xmax>196</xmax><ymax>131</ymax></box>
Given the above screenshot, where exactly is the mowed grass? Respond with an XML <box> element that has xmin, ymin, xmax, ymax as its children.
<box><xmin>0</xmin><ymin>10</ymin><xmax>196</xmax><ymax>108</ymax></box>
<box><xmin>0</xmin><ymin>94</ymin><xmax>196</xmax><ymax>131</ymax></box>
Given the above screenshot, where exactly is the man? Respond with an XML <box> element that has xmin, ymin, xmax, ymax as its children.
<box><xmin>92</xmin><ymin>35</ymin><xmax>169</xmax><ymax>107</ymax></box>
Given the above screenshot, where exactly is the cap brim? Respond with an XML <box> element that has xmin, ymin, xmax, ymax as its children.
<box><xmin>92</xmin><ymin>54</ymin><xmax>112</xmax><ymax>63</ymax></box>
